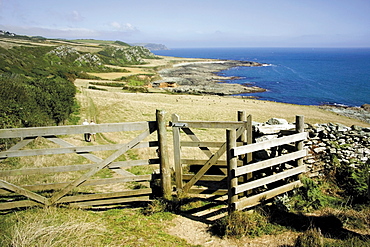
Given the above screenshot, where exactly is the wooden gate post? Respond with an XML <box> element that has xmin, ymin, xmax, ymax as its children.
<box><xmin>237</xmin><ymin>111</ymin><xmax>253</xmax><ymax>196</ymax></box>
<box><xmin>227</xmin><ymin>128</ymin><xmax>238</xmax><ymax>213</ymax></box>
<box><xmin>156</xmin><ymin>109</ymin><xmax>171</xmax><ymax>199</ymax></box>
<box><xmin>171</xmin><ymin>114</ymin><xmax>183</xmax><ymax>191</ymax></box>
<box><xmin>295</xmin><ymin>115</ymin><xmax>304</xmax><ymax>167</ymax></box>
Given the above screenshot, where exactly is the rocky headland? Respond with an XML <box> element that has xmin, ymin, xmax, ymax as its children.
<box><xmin>154</xmin><ymin>60</ymin><xmax>267</xmax><ymax>95</ymax></box>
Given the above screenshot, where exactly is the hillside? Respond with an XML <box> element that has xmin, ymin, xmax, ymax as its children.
<box><xmin>0</xmin><ymin>34</ymin><xmax>163</xmax><ymax>129</ymax></box>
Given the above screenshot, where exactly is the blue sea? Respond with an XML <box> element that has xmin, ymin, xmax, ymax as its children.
<box><xmin>153</xmin><ymin>48</ymin><xmax>370</xmax><ymax>107</ymax></box>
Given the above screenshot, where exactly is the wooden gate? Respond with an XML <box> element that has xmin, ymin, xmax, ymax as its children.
<box><xmin>171</xmin><ymin>111</ymin><xmax>252</xmax><ymax>195</ymax></box>
<box><xmin>226</xmin><ymin>116</ymin><xmax>307</xmax><ymax>212</ymax></box>
<box><xmin>0</xmin><ymin>110</ymin><xmax>171</xmax><ymax>210</ymax></box>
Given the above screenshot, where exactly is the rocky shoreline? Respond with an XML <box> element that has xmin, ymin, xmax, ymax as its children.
<box><xmin>319</xmin><ymin>104</ymin><xmax>370</xmax><ymax>124</ymax></box>
<box><xmin>154</xmin><ymin>60</ymin><xmax>267</xmax><ymax>95</ymax></box>
<box><xmin>153</xmin><ymin>59</ymin><xmax>370</xmax><ymax>125</ymax></box>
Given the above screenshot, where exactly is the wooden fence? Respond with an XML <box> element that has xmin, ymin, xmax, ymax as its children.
<box><xmin>171</xmin><ymin>111</ymin><xmax>253</xmax><ymax>195</ymax></box>
<box><xmin>0</xmin><ymin>110</ymin><xmax>171</xmax><ymax>210</ymax></box>
<box><xmin>0</xmin><ymin>109</ymin><xmax>307</xmax><ymax>213</ymax></box>
<box><xmin>226</xmin><ymin>116</ymin><xmax>307</xmax><ymax>212</ymax></box>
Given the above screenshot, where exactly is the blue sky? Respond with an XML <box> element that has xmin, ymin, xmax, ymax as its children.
<box><xmin>1</xmin><ymin>0</ymin><xmax>369</xmax><ymax>48</ymax></box>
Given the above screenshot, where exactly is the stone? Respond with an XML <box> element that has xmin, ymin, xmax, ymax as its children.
<box><xmin>361</xmin><ymin>103</ymin><xmax>370</xmax><ymax>112</ymax></box>
<box><xmin>267</xmin><ymin>118</ymin><xmax>289</xmax><ymax>125</ymax></box>
<box><xmin>314</xmin><ymin>147</ymin><xmax>327</xmax><ymax>153</ymax></box>
<box><xmin>305</xmin><ymin>159</ymin><xmax>316</xmax><ymax>164</ymax></box>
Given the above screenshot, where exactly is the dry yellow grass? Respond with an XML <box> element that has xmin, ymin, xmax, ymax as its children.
<box><xmin>77</xmin><ymin>87</ymin><xmax>369</xmax><ymax>127</ymax></box>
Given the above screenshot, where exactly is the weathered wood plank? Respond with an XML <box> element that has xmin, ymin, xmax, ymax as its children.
<box><xmin>177</xmin><ymin>121</ymin><xmax>245</xmax><ymax>129</ymax></box>
<box><xmin>180</xmin><ymin>141</ymin><xmax>224</xmax><ymax>148</ymax></box>
<box><xmin>235</xmin><ymin>149</ymin><xmax>308</xmax><ymax>176</ymax></box>
<box><xmin>0</xmin><ymin>122</ymin><xmax>157</xmax><ymax>139</ymax></box>
<box><xmin>172</xmin><ymin>114</ymin><xmax>183</xmax><ymax>189</ymax></box>
<box><xmin>235</xmin><ymin>180</ymin><xmax>302</xmax><ymax>211</ymax></box>
<box><xmin>233</xmin><ymin>132</ymin><xmax>307</xmax><ymax>156</ymax></box>
<box><xmin>69</xmin><ymin>195</ymin><xmax>151</xmax><ymax>208</ymax></box>
<box><xmin>0</xmin><ymin>180</ymin><xmax>48</xmax><ymax>205</ymax></box>
<box><xmin>182</xmin><ymin>174</ymin><xmax>227</xmax><ymax>182</ymax></box>
<box><xmin>48</xmin><ymin>126</ymin><xmax>155</xmax><ymax>205</ymax></box>
<box><xmin>188</xmin><ymin>188</ymin><xmax>228</xmax><ymax>195</ymax></box>
<box><xmin>108</xmin><ymin>159</ymin><xmax>160</xmax><ymax>169</ymax></box>
<box><xmin>296</xmin><ymin>116</ymin><xmax>305</xmax><ymax>167</ymax></box>
<box><xmin>0</xmin><ymin>175</ymin><xmax>152</xmax><ymax>194</ymax></box>
<box><xmin>0</xmin><ymin>141</ymin><xmax>157</xmax><ymax>158</ymax></box>
<box><xmin>235</xmin><ymin>166</ymin><xmax>306</xmax><ymax>194</ymax></box>
<box><xmin>58</xmin><ymin>188</ymin><xmax>152</xmax><ymax>203</ymax></box>
<box><xmin>0</xmin><ymin>159</ymin><xmax>158</xmax><ymax>177</ymax></box>
<box><xmin>227</xmin><ymin>128</ymin><xmax>238</xmax><ymax>213</ymax></box>
<box><xmin>0</xmin><ymin>200</ymin><xmax>41</xmax><ymax>210</ymax></box>
<box><xmin>181</xmin><ymin>159</ymin><xmax>243</xmax><ymax>166</ymax></box>
<box><xmin>156</xmin><ymin>109</ymin><xmax>171</xmax><ymax>199</ymax></box>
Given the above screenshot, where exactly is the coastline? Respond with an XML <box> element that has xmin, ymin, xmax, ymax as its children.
<box><xmin>151</xmin><ymin>58</ymin><xmax>370</xmax><ymax>124</ymax></box>
<box><xmin>319</xmin><ymin>104</ymin><xmax>370</xmax><ymax>124</ymax></box>
<box><xmin>154</xmin><ymin>59</ymin><xmax>267</xmax><ymax>96</ymax></box>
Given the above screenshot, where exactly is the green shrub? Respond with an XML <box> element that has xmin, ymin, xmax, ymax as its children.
<box><xmin>295</xmin><ymin>228</ymin><xmax>324</xmax><ymax>247</ymax></box>
<box><xmin>333</xmin><ymin>156</ymin><xmax>369</xmax><ymax>203</ymax></box>
<box><xmin>0</xmin><ymin>74</ymin><xmax>76</xmax><ymax>127</ymax></box>
<box><xmin>211</xmin><ymin>210</ymin><xmax>282</xmax><ymax>239</ymax></box>
<box><xmin>281</xmin><ymin>177</ymin><xmax>332</xmax><ymax>212</ymax></box>
<box><xmin>142</xmin><ymin>197</ymin><xmax>182</xmax><ymax>215</ymax></box>
<box><xmin>88</xmin><ymin>85</ymin><xmax>107</xmax><ymax>91</ymax></box>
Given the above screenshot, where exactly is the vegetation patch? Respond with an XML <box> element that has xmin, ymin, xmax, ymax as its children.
<box><xmin>211</xmin><ymin>210</ymin><xmax>284</xmax><ymax>239</ymax></box>
<box><xmin>0</xmin><ymin>207</ymin><xmax>194</xmax><ymax>247</ymax></box>
<box><xmin>88</xmin><ymin>85</ymin><xmax>108</xmax><ymax>91</ymax></box>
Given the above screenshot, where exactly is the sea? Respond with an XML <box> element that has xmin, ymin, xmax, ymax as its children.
<box><xmin>152</xmin><ymin>48</ymin><xmax>370</xmax><ymax>107</ymax></box>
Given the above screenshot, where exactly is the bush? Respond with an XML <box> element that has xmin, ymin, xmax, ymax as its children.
<box><xmin>295</xmin><ymin>228</ymin><xmax>324</xmax><ymax>247</ymax></box>
<box><xmin>333</xmin><ymin>156</ymin><xmax>369</xmax><ymax>203</ymax></box>
<box><xmin>0</xmin><ymin>74</ymin><xmax>76</xmax><ymax>127</ymax></box>
<box><xmin>279</xmin><ymin>176</ymin><xmax>342</xmax><ymax>212</ymax></box>
<box><xmin>211</xmin><ymin>210</ymin><xmax>282</xmax><ymax>239</ymax></box>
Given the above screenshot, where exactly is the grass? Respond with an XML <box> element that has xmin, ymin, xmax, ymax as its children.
<box><xmin>0</xmin><ymin>207</ymin><xmax>195</xmax><ymax>247</ymax></box>
<box><xmin>211</xmin><ymin>210</ymin><xmax>285</xmax><ymax>239</ymax></box>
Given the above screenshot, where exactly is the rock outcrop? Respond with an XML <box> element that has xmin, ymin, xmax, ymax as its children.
<box><xmin>154</xmin><ymin>60</ymin><xmax>267</xmax><ymax>95</ymax></box>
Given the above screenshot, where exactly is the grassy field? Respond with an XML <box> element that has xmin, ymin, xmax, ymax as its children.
<box><xmin>78</xmin><ymin>82</ymin><xmax>369</xmax><ymax>127</ymax></box>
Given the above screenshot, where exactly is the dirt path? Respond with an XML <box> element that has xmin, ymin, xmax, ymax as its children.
<box><xmin>166</xmin><ymin>215</ymin><xmax>299</xmax><ymax>247</ymax></box>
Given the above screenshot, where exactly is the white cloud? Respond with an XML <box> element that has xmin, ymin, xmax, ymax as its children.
<box><xmin>110</xmin><ymin>21</ymin><xmax>138</xmax><ymax>32</ymax></box>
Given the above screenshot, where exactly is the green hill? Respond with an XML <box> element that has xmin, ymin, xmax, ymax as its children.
<box><xmin>0</xmin><ymin>34</ymin><xmax>159</xmax><ymax>130</ymax></box>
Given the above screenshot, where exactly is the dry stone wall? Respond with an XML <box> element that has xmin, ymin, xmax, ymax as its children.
<box><xmin>304</xmin><ymin>122</ymin><xmax>370</xmax><ymax>176</ymax></box>
<box><xmin>253</xmin><ymin>119</ymin><xmax>370</xmax><ymax>177</ymax></box>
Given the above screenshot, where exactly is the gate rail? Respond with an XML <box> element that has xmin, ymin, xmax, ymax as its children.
<box><xmin>0</xmin><ymin>110</ymin><xmax>171</xmax><ymax>210</ymax></box>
